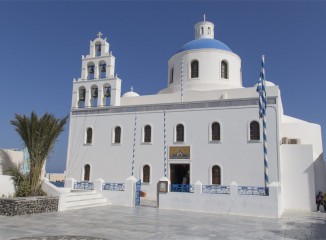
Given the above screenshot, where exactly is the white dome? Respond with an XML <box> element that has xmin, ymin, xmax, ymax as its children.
<box><xmin>254</xmin><ymin>80</ymin><xmax>275</xmax><ymax>88</ymax></box>
<box><xmin>122</xmin><ymin>90</ymin><xmax>140</xmax><ymax>97</ymax></box>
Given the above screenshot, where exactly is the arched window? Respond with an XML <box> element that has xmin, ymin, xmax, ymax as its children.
<box><xmin>87</xmin><ymin>63</ymin><xmax>95</xmax><ymax>80</ymax></box>
<box><xmin>169</xmin><ymin>68</ymin><xmax>174</xmax><ymax>84</ymax></box>
<box><xmin>221</xmin><ymin>60</ymin><xmax>228</xmax><ymax>79</ymax></box>
<box><xmin>114</xmin><ymin>126</ymin><xmax>121</xmax><ymax>143</ymax></box>
<box><xmin>201</xmin><ymin>26</ymin><xmax>204</xmax><ymax>34</ymax></box>
<box><xmin>212</xmin><ymin>122</ymin><xmax>220</xmax><ymax>141</ymax></box>
<box><xmin>212</xmin><ymin>165</ymin><xmax>221</xmax><ymax>185</ymax></box>
<box><xmin>103</xmin><ymin>85</ymin><xmax>111</xmax><ymax>106</ymax></box>
<box><xmin>191</xmin><ymin>60</ymin><xmax>199</xmax><ymax>78</ymax></box>
<box><xmin>99</xmin><ymin>62</ymin><xmax>106</xmax><ymax>78</ymax></box>
<box><xmin>91</xmin><ymin>86</ymin><xmax>98</xmax><ymax>107</ymax></box>
<box><xmin>250</xmin><ymin>121</ymin><xmax>260</xmax><ymax>140</ymax></box>
<box><xmin>144</xmin><ymin>125</ymin><xmax>151</xmax><ymax>143</ymax></box>
<box><xmin>95</xmin><ymin>43</ymin><xmax>101</xmax><ymax>57</ymax></box>
<box><xmin>176</xmin><ymin>124</ymin><xmax>184</xmax><ymax>142</ymax></box>
<box><xmin>208</xmin><ymin>27</ymin><xmax>211</xmax><ymax>35</ymax></box>
<box><xmin>86</xmin><ymin>128</ymin><xmax>93</xmax><ymax>144</ymax></box>
<box><xmin>143</xmin><ymin>165</ymin><xmax>150</xmax><ymax>183</ymax></box>
<box><xmin>84</xmin><ymin>164</ymin><xmax>90</xmax><ymax>181</ymax></box>
<box><xmin>78</xmin><ymin>87</ymin><xmax>86</xmax><ymax>108</ymax></box>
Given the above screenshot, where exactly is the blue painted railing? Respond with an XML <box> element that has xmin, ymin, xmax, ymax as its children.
<box><xmin>74</xmin><ymin>181</ymin><xmax>94</xmax><ymax>190</ymax></box>
<box><xmin>170</xmin><ymin>184</ymin><xmax>194</xmax><ymax>193</ymax></box>
<box><xmin>102</xmin><ymin>183</ymin><xmax>125</xmax><ymax>191</ymax></box>
<box><xmin>202</xmin><ymin>185</ymin><xmax>230</xmax><ymax>194</ymax></box>
<box><xmin>50</xmin><ymin>181</ymin><xmax>65</xmax><ymax>188</ymax></box>
<box><xmin>238</xmin><ymin>186</ymin><xmax>268</xmax><ymax>196</ymax></box>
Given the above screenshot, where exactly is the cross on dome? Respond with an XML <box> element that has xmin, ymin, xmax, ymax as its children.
<box><xmin>203</xmin><ymin>14</ymin><xmax>206</xmax><ymax>22</ymax></box>
<box><xmin>97</xmin><ymin>32</ymin><xmax>103</xmax><ymax>38</ymax></box>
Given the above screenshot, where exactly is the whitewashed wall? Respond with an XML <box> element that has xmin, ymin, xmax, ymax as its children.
<box><xmin>159</xmin><ymin>181</ymin><xmax>282</xmax><ymax>218</ymax></box>
<box><xmin>0</xmin><ymin>175</ymin><xmax>15</xmax><ymax>197</ymax></box>
<box><xmin>280</xmin><ymin>144</ymin><xmax>316</xmax><ymax>211</ymax></box>
<box><xmin>66</xmin><ymin>96</ymin><xmax>279</xmax><ymax>199</ymax></box>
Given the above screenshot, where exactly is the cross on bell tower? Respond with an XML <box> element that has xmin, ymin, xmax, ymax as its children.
<box><xmin>97</xmin><ymin>32</ymin><xmax>103</xmax><ymax>38</ymax></box>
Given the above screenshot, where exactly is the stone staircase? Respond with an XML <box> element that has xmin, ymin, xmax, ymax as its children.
<box><xmin>140</xmin><ymin>198</ymin><xmax>157</xmax><ymax>208</ymax></box>
<box><xmin>62</xmin><ymin>190</ymin><xmax>110</xmax><ymax>211</ymax></box>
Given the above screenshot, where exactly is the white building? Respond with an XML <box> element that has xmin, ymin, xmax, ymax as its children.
<box><xmin>65</xmin><ymin>18</ymin><xmax>326</xmax><ymax>215</ymax></box>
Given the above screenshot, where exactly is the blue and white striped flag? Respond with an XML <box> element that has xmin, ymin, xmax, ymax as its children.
<box><xmin>256</xmin><ymin>55</ymin><xmax>267</xmax><ymax>118</ymax></box>
<box><xmin>257</xmin><ymin>55</ymin><xmax>269</xmax><ymax>194</ymax></box>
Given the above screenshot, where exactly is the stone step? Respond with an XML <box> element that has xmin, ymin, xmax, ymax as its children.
<box><xmin>140</xmin><ymin>198</ymin><xmax>157</xmax><ymax>208</ymax></box>
<box><xmin>65</xmin><ymin>196</ymin><xmax>107</xmax><ymax>208</ymax></box>
<box><xmin>61</xmin><ymin>190</ymin><xmax>109</xmax><ymax>211</ymax></box>
<box><xmin>64</xmin><ymin>202</ymin><xmax>111</xmax><ymax>211</ymax></box>
<box><xmin>65</xmin><ymin>193</ymin><xmax>102</xmax><ymax>201</ymax></box>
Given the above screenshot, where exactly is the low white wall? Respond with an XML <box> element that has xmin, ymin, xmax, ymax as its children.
<box><xmin>0</xmin><ymin>175</ymin><xmax>15</xmax><ymax>197</ymax></box>
<box><xmin>159</xmin><ymin>182</ymin><xmax>282</xmax><ymax>218</ymax></box>
<box><xmin>42</xmin><ymin>178</ymin><xmax>70</xmax><ymax>211</ymax></box>
<box><xmin>94</xmin><ymin>177</ymin><xmax>136</xmax><ymax>207</ymax></box>
<box><xmin>281</xmin><ymin>145</ymin><xmax>316</xmax><ymax>211</ymax></box>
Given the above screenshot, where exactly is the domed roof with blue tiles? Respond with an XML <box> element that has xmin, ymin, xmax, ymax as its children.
<box><xmin>178</xmin><ymin>38</ymin><xmax>232</xmax><ymax>53</ymax></box>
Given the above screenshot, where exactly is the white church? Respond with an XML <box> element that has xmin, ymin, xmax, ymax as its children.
<box><xmin>64</xmin><ymin>17</ymin><xmax>326</xmax><ymax>217</ymax></box>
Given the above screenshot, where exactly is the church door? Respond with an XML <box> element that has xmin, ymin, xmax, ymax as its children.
<box><xmin>170</xmin><ymin>164</ymin><xmax>190</xmax><ymax>184</ymax></box>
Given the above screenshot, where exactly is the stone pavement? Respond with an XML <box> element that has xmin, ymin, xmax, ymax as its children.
<box><xmin>0</xmin><ymin>205</ymin><xmax>326</xmax><ymax>240</ymax></box>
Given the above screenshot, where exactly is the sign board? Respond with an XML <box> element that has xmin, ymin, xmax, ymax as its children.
<box><xmin>169</xmin><ymin>146</ymin><xmax>190</xmax><ymax>159</ymax></box>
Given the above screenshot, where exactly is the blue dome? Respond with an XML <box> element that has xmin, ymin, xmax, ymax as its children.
<box><xmin>178</xmin><ymin>38</ymin><xmax>232</xmax><ymax>53</ymax></box>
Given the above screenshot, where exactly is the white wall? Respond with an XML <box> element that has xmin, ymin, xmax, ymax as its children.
<box><xmin>281</xmin><ymin>145</ymin><xmax>316</xmax><ymax>211</ymax></box>
<box><xmin>0</xmin><ymin>175</ymin><xmax>15</xmax><ymax>197</ymax></box>
<box><xmin>159</xmin><ymin>182</ymin><xmax>282</xmax><ymax>218</ymax></box>
<box><xmin>281</xmin><ymin>116</ymin><xmax>326</xmax><ymax>193</ymax></box>
<box><xmin>66</xmin><ymin>98</ymin><xmax>280</xmax><ymax>199</ymax></box>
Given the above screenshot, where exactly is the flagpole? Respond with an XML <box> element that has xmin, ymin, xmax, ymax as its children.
<box><xmin>181</xmin><ymin>58</ymin><xmax>184</xmax><ymax>102</ymax></box>
<box><xmin>163</xmin><ymin>110</ymin><xmax>167</xmax><ymax>177</ymax></box>
<box><xmin>131</xmin><ymin>113</ymin><xmax>137</xmax><ymax>176</ymax></box>
<box><xmin>257</xmin><ymin>55</ymin><xmax>269</xmax><ymax>195</ymax></box>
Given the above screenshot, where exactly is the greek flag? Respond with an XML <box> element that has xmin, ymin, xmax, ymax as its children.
<box><xmin>256</xmin><ymin>55</ymin><xmax>267</xmax><ymax>118</ymax></box>
<box><xmin>257</xmin><ymin>55</ymin><xmax>269</xmax><ymax>193</ymax></box>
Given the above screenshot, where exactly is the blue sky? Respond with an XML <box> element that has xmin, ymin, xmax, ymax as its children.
<box><xmin>0</xmin><ymin>1</ymin><xmax>325</xmax><ymax>173</ymax></box>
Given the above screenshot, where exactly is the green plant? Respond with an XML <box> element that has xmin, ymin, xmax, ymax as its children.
<box><xmin>8</xmin><ymin>112</ymin><xmax>68</xmax><ymax>197</ymax></box>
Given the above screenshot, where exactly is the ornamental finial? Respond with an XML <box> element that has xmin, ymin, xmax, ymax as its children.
<box><xmin>131</xmin><ymin>86</ymin><xmax>134</xmax><ymax>92</ymax></box>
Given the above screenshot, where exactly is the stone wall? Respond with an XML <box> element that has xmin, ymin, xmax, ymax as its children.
<box><xmin>0</xmin><ymin>196</ymin><xmax>59</xmax><ymax>216</ymax></box>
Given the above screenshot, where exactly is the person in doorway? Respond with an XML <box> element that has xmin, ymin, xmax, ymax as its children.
<box><xmin>316</xmin><ymin>191</ymin><xmax>325</xmax><ymax>212</ymax></box>
<box><xmin>182</xmin><ymin>175</ymin><xmax>188</xmax><ymax>185</ymax></box>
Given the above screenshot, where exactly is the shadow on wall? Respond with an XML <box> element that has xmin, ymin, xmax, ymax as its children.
<box><xmin>314</xmin><ymin>153</ymin><xmax>326</xmax><ymax>193</ymax></box>
<box><xmin>0</xmin><ymin>150</ymin><xmax>17</xmax><ymax>175</ymax></box>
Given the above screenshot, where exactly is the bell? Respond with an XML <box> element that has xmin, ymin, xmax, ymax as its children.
<box><xmin>104</xmin><ymin>87</ymin><xmax>111</xmax><ymax>97</ymax></box>
<box><xmin>92</xmin><ymin>88</ymin><xmax>98</xmax><ymax>98</ymax></box>
<box><xmin>79</xmin><ymin>89</ymin><xmax>86</xmax><ymax>101</ymax></box>
<box><xmin>101</xmin><ymin>64</ymin><xmax>106</xmax><ymax>72</ymax></box>
<box><xmin>89</xmin><ymin>65</ymin><xmax>94</xmax><ymax>74</ymax></box>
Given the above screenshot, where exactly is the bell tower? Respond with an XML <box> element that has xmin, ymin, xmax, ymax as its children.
<box><xmin>71</xmin><ymin>32</ymin><xmax>121</xmax><ymax>109</ymax></box>
<box><xmin>194</xmin><ymin>14</ymin><xmax>215</xmax><ymax>39</ymax></box>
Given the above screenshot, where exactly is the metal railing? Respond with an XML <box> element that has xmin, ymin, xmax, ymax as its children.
<box><xmin>170</xmin><ymin>184</ymin><xmax>194</xmax><ymax>193</ymax></box>
<box><xmin>102</xmin><ymin>183</ymin><xmax>125</xmax><ymax>191</ymax></box>
<box><xmin>202</xmin><ymin>185</ymin><xmax>230</xmax><ymax>194</ymax></box>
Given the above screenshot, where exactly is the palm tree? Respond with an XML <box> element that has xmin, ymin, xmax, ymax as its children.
<box><xmin>10</xmin><ymin>112</ymin><xmax>68</xmax><ymax>196</ymax></box>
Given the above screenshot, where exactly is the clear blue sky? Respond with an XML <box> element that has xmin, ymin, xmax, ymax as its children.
<box><xmin>0</xmin><ymin>1</ymin><xmax>325</xmax><ymax>173</ymax></box>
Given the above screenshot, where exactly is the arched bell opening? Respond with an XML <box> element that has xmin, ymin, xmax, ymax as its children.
<box><xmin>78</xmin><ymin>87</ymin><xmax>86</xmax><ymax>108</ymax></box>
<box><xmin>95</xmin><ymin>42</ymin><xmax>102</xmax><ymax>57</ymax></box>
<box><xmin>99</xmin><ymin>60</ymin><xmax>107</xmax><ymax>79</ymax></box>
<box><xmin>90</xmin><ymin>85</ymin><xmax>98</xmax><ymax>107</ymax></box>
<box><xmin>87</xmin><ymin>62</ymin><xmax>95</xmax><ymax>80</ymax></box>
<box><xmin>102</xmin><ymin>84</ymin><xmax>111</xmax><ymax>106</ymax></box>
